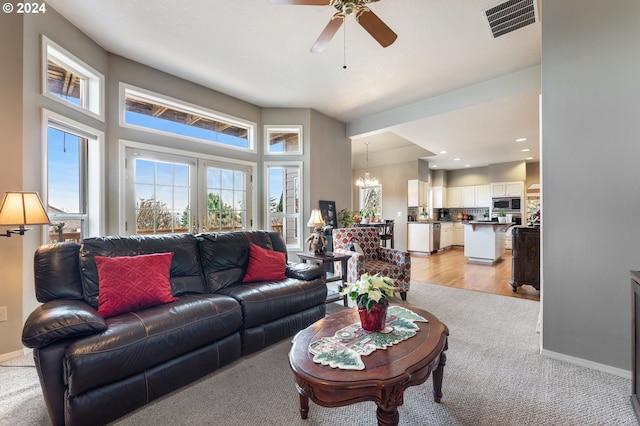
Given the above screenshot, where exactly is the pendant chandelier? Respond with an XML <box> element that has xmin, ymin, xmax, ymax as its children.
<box><xmin>356</xmin><ymin>141</ymin><xmax>379</xmax><ymax>187</ymax></box>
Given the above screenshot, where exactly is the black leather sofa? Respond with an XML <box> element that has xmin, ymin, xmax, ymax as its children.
<box><xmin>21</xmin><ymin>231</ymin><xmax>326</xmax><ymax>426</ymax></box>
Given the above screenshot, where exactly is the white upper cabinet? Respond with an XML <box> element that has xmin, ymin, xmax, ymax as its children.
<box><xmin>491</xmin><ymin>181</ymin><xmax>524</xmax><ymax>198</ymax></box>
<box><xmin>447</xmin><ymin>187</ymin><xmax>462</xmax><ymax>207</ymax></box>
<box><xmin>447</xmin><ymin>185</ymin><xmax>488</xmax><ymax>208</ymax></box>
<box><xmin>461</xmin><ymin>186</ymin><xmax>475</xmax><ymax>207</ymax></box>
<box><xmin>408</xmin><ymin>179</ymin><xmax>428</xmax><ymax>206</ymax></box>
<box><xmin>433</xmin><ymin>186</ymin><xmax>446</xmax><ymax>208</ymax></box>
<box><xmin>475</xmin><ymin>185</ymin><xmax>491</xmax><ymax>207</ymax></box>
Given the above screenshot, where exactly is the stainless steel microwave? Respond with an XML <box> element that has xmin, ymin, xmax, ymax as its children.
<box><xmin>492</xmin><ymin>197</ymin><xmax>521</xmax><ymax>211</ymax></box>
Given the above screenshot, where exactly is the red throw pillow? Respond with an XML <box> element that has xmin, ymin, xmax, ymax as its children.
<box><xmin>242</xmin><ymin>243</ymin><xmax>287</xmax><ymax>283</ymax></box>
<box><xmin>95</xmin><ymin>252</ymin><xmax>178</xmax><ymax>318</ymax></box>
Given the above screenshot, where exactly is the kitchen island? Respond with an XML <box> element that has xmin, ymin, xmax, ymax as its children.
<box><xmin>463</xmin><ymin>221</ymin><xmax>511</xmax><ymax>264</ymax></box>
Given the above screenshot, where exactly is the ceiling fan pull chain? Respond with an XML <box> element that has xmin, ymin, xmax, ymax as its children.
<box><xmin>343</xmin><ymin>18</ymin><xmax>347</xmax><ymax>69</ymax></box>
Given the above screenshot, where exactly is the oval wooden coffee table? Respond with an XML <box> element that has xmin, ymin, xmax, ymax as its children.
<box><xmin>289</xmin><ymin>304</ymin><xmax>449</xmax><ymax>426</ymax></box>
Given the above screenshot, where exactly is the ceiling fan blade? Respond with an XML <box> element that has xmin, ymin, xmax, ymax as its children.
<box><xmin>270</xmin><ymin>0</ymin><xmax>332</xmax><ymax>5</ymax></box>
<box><xmin>311</xmin><ymin>13</ymin><xmax>344</xmax><ymax>53</ymax></box>
<box><xmin>356</xmin><ymin>8</ymin><xmax>398</xmax><ymax>48</ymax></box>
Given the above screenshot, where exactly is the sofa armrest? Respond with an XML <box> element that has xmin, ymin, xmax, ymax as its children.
<box><xmin>286</xmin><ymin>262</ymin><xmax>323</xmax><ymax>281</ymax></box>
<box><xmin>22</xmin><ymin>299</ymin><xmax>107</xmax><ymax>349</ymax></box>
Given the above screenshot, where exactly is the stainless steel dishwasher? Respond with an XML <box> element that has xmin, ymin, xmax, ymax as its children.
<box><xmin>431</xmin><ymin>222</ymin><xmax>441</xmax><ymax>253</ymax></box>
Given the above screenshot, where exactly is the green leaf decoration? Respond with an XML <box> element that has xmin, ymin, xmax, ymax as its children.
<box><xmin>313</xmin><ymin>348</ymin><xmax>364</xmax><ymax>370</ymax></box>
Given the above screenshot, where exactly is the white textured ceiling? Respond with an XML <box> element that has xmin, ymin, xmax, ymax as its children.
<box><xmin>46</xmin><ymin>0</ymin><xmax>541</xmax><ymax>170</ymax></box>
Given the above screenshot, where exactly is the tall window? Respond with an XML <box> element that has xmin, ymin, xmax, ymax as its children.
<box><xmin>122</xmin><ymin>84</ymin><xmax>255</xmax><ymax>151</ymax></box>
<box><xmin>124</xmin><ymin>145</ymin><xmax>253</xmax><ymax>235</ymax></box>
<box><xmin>203</xmin><ymin>163</ymin><xmax>247</xmax><ymax>232</ymax></box>
<box><xmin>132</xmin><ymin>156</ymin><xmax>194</xmax><ymax>234</ymax></box>
<box><xmin>265</xmin><ymin>162</ymin><xmax>302</xmax><ymax>249</ymax></box>
<box><xmin>42</xmin><ymin>36</ymin><xmax>104</xmax><ymax>120</ymax></box>
<box><xmin>44</xmin><ymin>111</ymin><xmax>103</xmax><ymax>242</ymax></box>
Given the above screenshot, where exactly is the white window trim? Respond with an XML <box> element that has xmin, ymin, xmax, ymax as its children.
<box><xmin>119</xmin><ymin>83</ymin><xmax>257</xmax><ymax>153</ymax></box>
<box><xmin>118</xmin><ymin>139</ymin><xmax>258</xmax><ymax>235</ymax></box>
<box><xmin>264</xmin><ymin>160</ymin><xmax>303</xmax><ymax>251</ymax></box>
<box><xmin>42</xmin><ymin>109</ymin><xmax>105</xmax><ymax>239</ymax></box>
<box><xmin>41</xmin><ymin>35</ymin><xmax>105</xmax><ymax>121</ymax></box>
<box><xmin>264</xmin><ymin>125</ymin><xmax>303</xmax><ymax>155</ymax></box>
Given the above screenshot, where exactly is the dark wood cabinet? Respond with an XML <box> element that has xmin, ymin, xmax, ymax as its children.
<box><xmin>510</xmin><ymin>226</ymin><xmax>540</xmax><ymax>292</ymax></box>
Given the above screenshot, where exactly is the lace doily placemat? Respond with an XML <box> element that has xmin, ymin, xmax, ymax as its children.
<box><xmin>308</xmin><ymin>306</ymin><xmax>428</xmax><ymax>370</ymax></box>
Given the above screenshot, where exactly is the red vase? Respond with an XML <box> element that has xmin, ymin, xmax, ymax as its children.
<box><xmin>358</xmin><ymin>300</ymin><xmax>388</xmax><ymax>332</ymax></box>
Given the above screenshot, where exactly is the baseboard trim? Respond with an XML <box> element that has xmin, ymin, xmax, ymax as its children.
<box><xmin>0</xmin><ymin>348</ymin><xmax>31</xmax><ymax>363</ymax></box>
<box><xmin>541</xmin><ymin>348</ymin><xmax>631</xmax><ymax>379</ymax></box>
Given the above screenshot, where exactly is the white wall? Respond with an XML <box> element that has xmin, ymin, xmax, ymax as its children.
<box><xmin>541</xmin><ymin>0</ymin><xmax>640</xmax><ymax>371</ymax></box>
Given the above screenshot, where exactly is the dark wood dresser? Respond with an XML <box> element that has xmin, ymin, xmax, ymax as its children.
<box><xmin>510</xmin><ymin>226</ymin><xmax>540</xmax><ymax>292</ymax></box>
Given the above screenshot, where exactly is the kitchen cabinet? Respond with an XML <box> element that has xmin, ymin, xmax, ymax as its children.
<box><xmin>448</xmin><ymin>185</ymin><xmax>485</xmax><ymax>208</ymax></box>
<box><xmin>440</xmin><ymin>222</ymin><xmax>454</xmax><ymax>248</ymax></box>
<box><xmin>491</xmin><ymin>181</ymin><xmax>524</xmax><ymax>198</ymax></box>
<box><xmin>475</xmin><ymin>185</ymin><xmax>490</xmax><ymax>207</ymax></box>
<box><xmin>447</xmin><ymin>187</ymin><xmax>462</xmax><ymax>208</ymax></box>
<box><xmin>455</xmin><ymin>222</ymin><xmax>465</xmax><ymax>246</ymax></box>
<box><xmin>432</xmin><ymin>186</ymin><xmax>445</xmax><ymax>209</ymax></box>
<box><xmin>407</xmin><ymin>223</ymin><xmax>431</xmax><ymax>252</ymax></box>
<box><xmin>408</xmin><ymin>179</ymin><xmax>427</xmax><ymax>207</ymax></box>
<box><xmin>462</xmin><ymin>186</ymin><xmax>475</xmax><ymax>207</ymax></box>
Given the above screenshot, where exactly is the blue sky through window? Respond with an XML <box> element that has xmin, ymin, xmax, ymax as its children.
<box><xmin>47</xmin><ymin>127</ymin><xmax>81</xmax><ymax>213</ymax></box>
<box><xmin>126</xmin><ymin>111</ymin><xmax>249</xmax><ymax>149</ymax></box>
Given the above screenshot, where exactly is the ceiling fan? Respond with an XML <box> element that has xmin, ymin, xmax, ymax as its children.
<box><xmin>271</xmin><ymin>0</ymin><xmax>397</xmax><ymax>53</ymax></box>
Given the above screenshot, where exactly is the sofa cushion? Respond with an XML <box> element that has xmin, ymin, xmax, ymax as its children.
<box><xmin>242</xmin><ymin>243</ymin><xmax>286</xmax><ymax>283</ymax></box>
<box><xmin>64</xmin><ymin>294</ymin><xmax>242</xmax><ymax>397</ymax></box>
<box><xmin>80</xmin><ymin>234</ymin><xmax>205</xmax><ymax>308</ymax></box>
<box><xmin>199</xmin><ymin>231</ymin><xmax>276</xmax><ymax>292</ymax></box>
<box><xmin>95</xmin><ymin>253</ymin><xmax>178</xmax><ymax>318</ymax></box>
<box><xmin>217</xmin><ymin>277</ymin><xmax>327</xmax><ymax>329</ymax></box>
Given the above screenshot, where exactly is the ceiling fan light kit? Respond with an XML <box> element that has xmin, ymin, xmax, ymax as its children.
<box><xmin>272</xmin><ymin>0</ymin><xmax>397</xmax><ymax>53</ymax></box>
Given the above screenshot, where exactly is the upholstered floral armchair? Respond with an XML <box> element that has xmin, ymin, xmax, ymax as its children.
<box><xmin>332</xmin><ymin>227</ymin><xmax>411</xmax><ymax>300</ymax></box>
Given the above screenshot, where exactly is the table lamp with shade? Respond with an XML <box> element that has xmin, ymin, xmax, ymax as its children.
<box><xmin>0</xmin><ymin>191</ymin><xmax>50</xmax><ymax>237</ymax></box>
<box><xmin>305</xmin><ymin>209</ymin><xmax>326</xmax><ymax>254</ymax></box>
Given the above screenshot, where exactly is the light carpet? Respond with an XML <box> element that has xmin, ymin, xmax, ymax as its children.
<box><xmin>1</xmin><ymin>282</ymin><xmax>637</xmax><ymax>425</ymax></box>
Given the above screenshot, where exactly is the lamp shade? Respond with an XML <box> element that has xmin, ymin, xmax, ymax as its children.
<box><xmin>306</xmin><ymin>209</ymin><xmax>325</xmax><ymax>228</ymax></box>
<box><xmin>0</xmin><ymin>192</ymin><xmax>50</xmax><ymax>226</ymax></box>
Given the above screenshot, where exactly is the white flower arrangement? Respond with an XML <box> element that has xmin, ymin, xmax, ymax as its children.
<box><xmin>341</xmin><ymin>273</ymin><xmax>396</xmax><ymax>312</ymax></box>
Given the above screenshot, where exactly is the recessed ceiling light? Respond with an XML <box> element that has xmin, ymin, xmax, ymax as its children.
<box><xmin>454</xmin><ymin>158</ymin><xmax>460</xmax><ymax>161</ymax></box>
<box><xmin>526</xmin><ymin>157</ymin><xmax>534</xmax><ymax>160</ymax></box>
<box><xmin>516</xmin><ymin>138</ymin><xmax>527</xmax><ymax>142</ymax></box>
<box><xmin>440</xmin><ymin>150</ymin><xmax>447</xmax><ymax>154</ymax></box>
<box><xmin>521</xmin><ymin>148</ymin><xmax>530</xmax><ymax>152</ymax></box>
<box><xmin>431</xmin><ymin>164</ymin><xmax>438</xmax><ymax>168</ymax></box>
<box><xmin>464</xmin><ymin>164</ymin><xmax>471</xmax><ymax>168</ymax></box>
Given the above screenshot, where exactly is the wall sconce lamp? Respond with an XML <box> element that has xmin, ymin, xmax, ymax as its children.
<box><xmin>0</xmin><ymin>191</ymin><xmax>51</xmax><ymax>237</ymax></box>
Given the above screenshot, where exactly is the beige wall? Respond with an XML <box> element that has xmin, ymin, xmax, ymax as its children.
<box><xmin>0</xmin><ymin>14</ymin><xmax>25</xmax><ymax>358</ymax></box>
<box><xmin>0</xmin><ymin>10</ymin><xmax>349</xmax><ymax>358</ymax></box>
<box><xmin>352</xmin><ymin>160</ymin><xmax>418</xmax><ymax>250</ymax></box>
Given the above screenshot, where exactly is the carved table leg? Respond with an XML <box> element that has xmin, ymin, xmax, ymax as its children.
<box><xmin>432</xmin><ymin>343</ymin><xmax>448</xmax><ymax>403</ymax></box>
<box><xmin>295</xmin><ymin>382</ymin><xmax>309</xmax><ymax>419</ymax></box>
<box><xmin>376</xmin><ymin>405</ymin><xmax>400</xmax><ymax>426</ymax></box>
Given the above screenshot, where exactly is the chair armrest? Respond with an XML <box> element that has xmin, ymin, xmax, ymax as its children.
<box><xmin>286</xmin><ymin>262</ymin><xmax>323</xmax><ymax>281</ymax></box>
<box><xmin>333</xmin><ymin>248</ymin><xmax>363</xmax><ymax>261</ymax></box>
<box><xmin>22</xmin><ymin>299</ymin><xmax>107</xmax><ymax>349</ymax></box>
<box><xmin>377</xmin><ymin>247</ymin><xmax>411</xmax><ymax>271</ymax></box>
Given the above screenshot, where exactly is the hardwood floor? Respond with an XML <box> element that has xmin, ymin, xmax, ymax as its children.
<box><xmin>410</xmin><ymin>247</ymin><xmax>540</xmax><ymax>301</ymax></box>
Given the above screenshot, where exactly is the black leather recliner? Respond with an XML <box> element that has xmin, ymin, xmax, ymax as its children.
<box><xmin>21</xmin><ymin>231</ymin><xmax>325</xmax><ymax>426</ymax></box>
